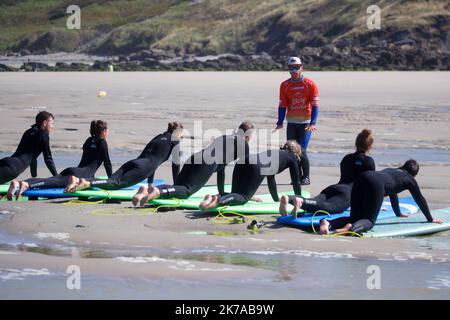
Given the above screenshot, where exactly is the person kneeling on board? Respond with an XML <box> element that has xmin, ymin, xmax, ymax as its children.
<box><xmin>133</xmin><ymin>121</ymin><xmax>254</xmax><ymax>206</ymax></box>
<box><xmin>199</xmin><ymin>140</ymin><xmax>303</xmax><ymax>211</ymax></box>
<box><xmin>279</xmin><ymin>128</ymin><xmax>375</xmax><ymax>218</ymax></box>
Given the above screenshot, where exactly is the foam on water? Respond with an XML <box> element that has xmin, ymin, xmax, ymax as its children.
<box><xmin>34</xmin><ymin>232</ymin><xmax>70</xmax><ymax>241</ymax></box>
<box><xmin>427</xmin><ymin>272</ymin><xmax>450</xmax><ymax>290</ymax></box>
<box><xmin>115</xmin><ymin>256</ymin><xmax>242</xmax><ymax>272</ymax></box>
<box><xmin>0</xmin><ymin>268</ymin><xmax>51</xmax><ymax>281</ymax></box>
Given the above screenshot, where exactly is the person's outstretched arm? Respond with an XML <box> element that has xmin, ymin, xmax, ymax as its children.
<box><xmin>217</xmin><ymin>168</ymin><xmax>225</xmax><ymax>195</ymax></box>
<box><xmin>408</xmin><ymin>179</ymin><xmax>438</xmax><ymax>223</ymax></box>
<box><xmin>147</xmin><ymin>173</ymin><xmax>155</xmax><ymax>185</ymax></box>
<box><xmin>171</xmin><ymin>141</ymin><xmax>181</xmax><ymax>183</ymax></box>
<box><xmin>388</xmin><ymin>193</ymin><xmax>404</xmax><ymax>217</ymax></box>
<box><xmin>101</xmin><ymin>140</ymin><xmax>113</xmax><ymax>177</ymax></box>
<box><xmin>289</xmin><ymin>159</ymin><xmax>302</xmax><ymax>196</ymax></box>
<box><xmin>42</xmin><ymin>133</ymin><xmax>57</xmax><ymax>176</ymax></box>
<box><xmin>30</xmin><ymin>157</ymin><xmax>37</xmax><ymax>177</ymax></box>
<box><xmin>267</xmin><ymin>175</ymin><xmax>279</xmax><ymax>202</ymax></box>
<box><xmin>171</xmin><ymin>162</ymin><xmax>180</xmax><ymax>183</ymax></box>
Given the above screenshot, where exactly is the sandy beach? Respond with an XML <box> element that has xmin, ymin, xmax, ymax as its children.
<box><xmin>1</xmin><ymin>72</ymin><xmax>450</xmax><ymax>299</ymax></box>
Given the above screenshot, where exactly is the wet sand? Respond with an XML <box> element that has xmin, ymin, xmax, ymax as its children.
<box><xmin>0</xmin><ymin>72</ymin><xmax>450</xmax><ymax>299</ymax></box>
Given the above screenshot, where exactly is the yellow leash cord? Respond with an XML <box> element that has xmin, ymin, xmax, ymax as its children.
<box><xmin>210</xmin><ymin>206</ymin><xmax>248</xmax><ymax>224</ymax></box>
<box><xmin>89</xmin><ymin>198</ymin><xmax>183</xmax><ymax>216</ymax></box>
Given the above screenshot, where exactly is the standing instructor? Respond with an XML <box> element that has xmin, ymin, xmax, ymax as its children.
<box><xmin>274</xmin><ymin>56</ymin><xmax>319</xmax><ymax>185</ymax></box>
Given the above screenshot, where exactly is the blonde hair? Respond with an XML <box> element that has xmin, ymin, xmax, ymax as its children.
<box><xmin>283</xmin><ymin>140</ymin><xmax>302</xmax><ymax>159</ymax></box>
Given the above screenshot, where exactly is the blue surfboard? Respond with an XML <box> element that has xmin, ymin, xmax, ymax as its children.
<box><xmin>1</xmin><ymin>179</ymin><xmax>165</xmax><ymax>199</ymax></box>
<box><xmin>277</xmin><ymin>197</ymin><xmax>419</xmax><ymax>228</ymax></box>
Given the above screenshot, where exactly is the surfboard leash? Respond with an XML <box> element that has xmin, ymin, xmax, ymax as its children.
<box><xmin>89</xmin><ymin>198</ymin><xmax>183</xmax><ymax>216</ymax></box>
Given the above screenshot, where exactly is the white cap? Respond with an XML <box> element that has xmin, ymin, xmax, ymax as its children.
<box><xmin>287</xmin><ymin>56</ymin><xmax>302</xmax><ymax>65</ymax></box>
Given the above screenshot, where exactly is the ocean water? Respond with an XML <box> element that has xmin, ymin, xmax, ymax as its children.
<box><xmin>2</xmin><ymin>146</ymin><xmax>450</xmax><ymax>170</ymax></box>
<box><xmin>0</xmin><ymin>230</ymin><xmax>449</xmax><ymax>300</ymax></box>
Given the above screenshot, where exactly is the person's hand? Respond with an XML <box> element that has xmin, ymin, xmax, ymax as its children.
<box><xmin>305</xmin><ymin>124</ymin><xmax>317</xmax><ymax>132</ymax></box>
<box><xmin>397</xmin><ymin>213</ymin><xmax>410</xmax><ymax>218</ymax></box>
<box><xmin>251</xmin><ymin>196</ymin><xmax>263</xmax><ymax>202</ymax></box>
<box><xmin>432</xmin><ymin>219</ymin><xmax>444</xmax><ymax>224</ymax></box>
<box><xmin>272</xmin><ymin>124</ymin><xmax>283</xmax><ymax>133</ymax></box>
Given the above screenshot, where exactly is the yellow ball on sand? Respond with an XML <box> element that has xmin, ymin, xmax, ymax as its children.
<box><xmin>98</xmin><ymin>91</ymin><xmax>107</xmax><ymax>97</ymax></box>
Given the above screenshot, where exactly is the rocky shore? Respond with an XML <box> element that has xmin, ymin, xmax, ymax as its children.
<box><xmin>1</xmin><ymin>39</ymin><xmax>449</xmax><ymax>72</ymax></box>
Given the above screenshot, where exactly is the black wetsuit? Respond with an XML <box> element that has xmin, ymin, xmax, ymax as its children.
<box><xmin>287</xmin><ymin>123</ymin><xmax>311</xmax><ymax>180</ymax></box>
<box><xmin>157</xmin><ymin>134</ymin><xmax>249</xmax><ymax>199</ymax></box>
<box><xmin>24</xmin><ymin>137</ymin><xmax>112</xmax><ymax>189</ymax></box>
<box><xmin>328</xmin><ymin>168</ymin><xmax>434</xmax><ymax>233</ymax></box>
<box><xmin>288</xmin><ymin>151</ymin><xmax>375</xmax><ymax>213</ymax></box>
<box><xmin>87</xmin><ymin>131</ymin><xmax>180</xmax><ymax>190</ymax></box>
<box><xmin>218</xmin><ymin>149</ymin><xmax>302</xmax><ymax>206</ymax></box>
<box><xmin>0</xmin><ymin>125</ymin><xmax>57</xmax><ymax>184</ymax></box>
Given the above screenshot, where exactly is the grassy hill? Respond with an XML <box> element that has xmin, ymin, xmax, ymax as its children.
<box><xmin>0</xmin><ymin>0</ymin><xmax>449</xmax><ymax>70</ymax></box>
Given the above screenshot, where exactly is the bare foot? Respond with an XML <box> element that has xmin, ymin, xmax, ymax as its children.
<box><xmin>17</xmin><ymin>181</ymin><xmax>29</xmax><ymax>200</ymax></box>
<box><xmin>7</xmin><ymin>180</ymin><xmax>19</xmax><ymax>200</ymax></box>
<box><xmin>73</xmin><ymin>178</ymin><xmax>91</xmax><ymax>192</ymax></box>
<box><xmin>139</xmin><ymin>186</ymin><xmax>160</xmax><ymax>206</ymax></box>
<box><xmin>199</xmin><ymin>194</ymin><xmax>213</xmax><ymax>211</ymax></box>
<box><xmin>202</xmin><ymin>195</ymin><xmax>219</xmax><ymax>210</ymax></box>
<box><xmin>132</xmin><ymin>185</ymin><xmax>149</xmax><ymax>207</ymax></box>
<box><xmin>251</xmin><ymin>196</ymin><xmax>263</xmax><ymax>202</ymax></box>
<box><xmin>291</xmin><ymin>197</ymin><xmax>303</xmax><ymax>219</ymax></box>
<box><xmin>279</xmin><ymin>195</ymin><xmax>289</xmax><ymax>216</ymax></box>
<box><xmin>335</xmin><ymin>223</ymin><xmax>353</xmax><ymax>235</ymax></box>
<box><xmin>319</xmin><ymin>219</ymin><xmax>331</xmax><ymax>235</ymax></box>
<box><xmin>65</xmin><ymin>176</ymin><xmax>80</xmax><ymax>193</ymax></box>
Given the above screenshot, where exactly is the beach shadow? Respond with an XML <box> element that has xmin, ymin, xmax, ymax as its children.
<box><xmin>265</xmin><ymin>221</ymin><xmax>288</xmax><ymax>229</ymax></box>
<box><xmin>185</xmin><ymin>210</ymin><xmax>212</xmax><ymax>220</ymax></box>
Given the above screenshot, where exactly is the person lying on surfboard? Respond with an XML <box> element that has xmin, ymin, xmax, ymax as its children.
<box><xmin>132</xmin><ymin>121</ymin><xmax>254</xmax><ymax>207</ymax></box>
<box><xmin>2</xmin><ymin>111</ymin><xmax>57</xmax><ymax>187</ymax></box>
<box><xmin>319</xmin><ymin>159</ymin><xmax>444</xmax><ymax>235</ymax></box>
<box><xmin>279</xmin><ymin>129</ymin><xmax>375</xmax><ymax>218</ymax></box>
<box><xmin>199</xmin><ymin>140</ymin><xmax>303</xmax><ymax>211</ymax></box>
<box><xmin>65</xmin><ymin>122</ymin><xmax>183</xmax><ymax>193</ymax></box>
<box><xmin>7</xmin><ymin>120</ymin><xmax>111</xmax><ymax>200</ymax></box>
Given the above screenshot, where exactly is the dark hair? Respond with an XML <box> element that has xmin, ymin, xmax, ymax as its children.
<box><xmin>238</xmin><ymin>121</ymin><xmax>254</xmax><ymax>133</ymax></box>
<box><xmin>283</xmin><ymin>140</ymin><xmax>302</xmax><ymax>159</ymax></box>
<box><xmin>400</xmin><ymin>159</ymin><xmax>419</xmax><ymax>176</ymax></box>
<box><xmin>355</xmin><ymin>129</ymin><xmax>373</xmax><ymax>152</ymax></box>
<box><xmin>167</xmin><ymin>121</ymin><xmax>183</xmax><ymax>134</ymax></box>
<box><xmin>90</xmin><ymin>120</ymin><xmax>108</xmax><ymax>137</ymax></box>
<box><xmin>35</xmin><ymin>111</ymin><xmax>54</xmax><ymax>127</ymax></box>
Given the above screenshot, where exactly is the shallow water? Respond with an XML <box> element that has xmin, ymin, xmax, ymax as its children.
<box><xmin>310</xmin><ymin>148</ymin><xmax>450</xmax><ymax>166</ymax></box>
<box><xmin>0</xmin><ymin>229</ymin><xmax>449</xmax><ymax>299</ymax></box>
<box><xmin>1</xmin><ymin>256</ymin><xmax>449</xmax><ymax>300</ymax></box>
<box><xmin>2</xmin><ymin>146</ymin><xmax>450</xmax><ymax>170</ymax></box>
